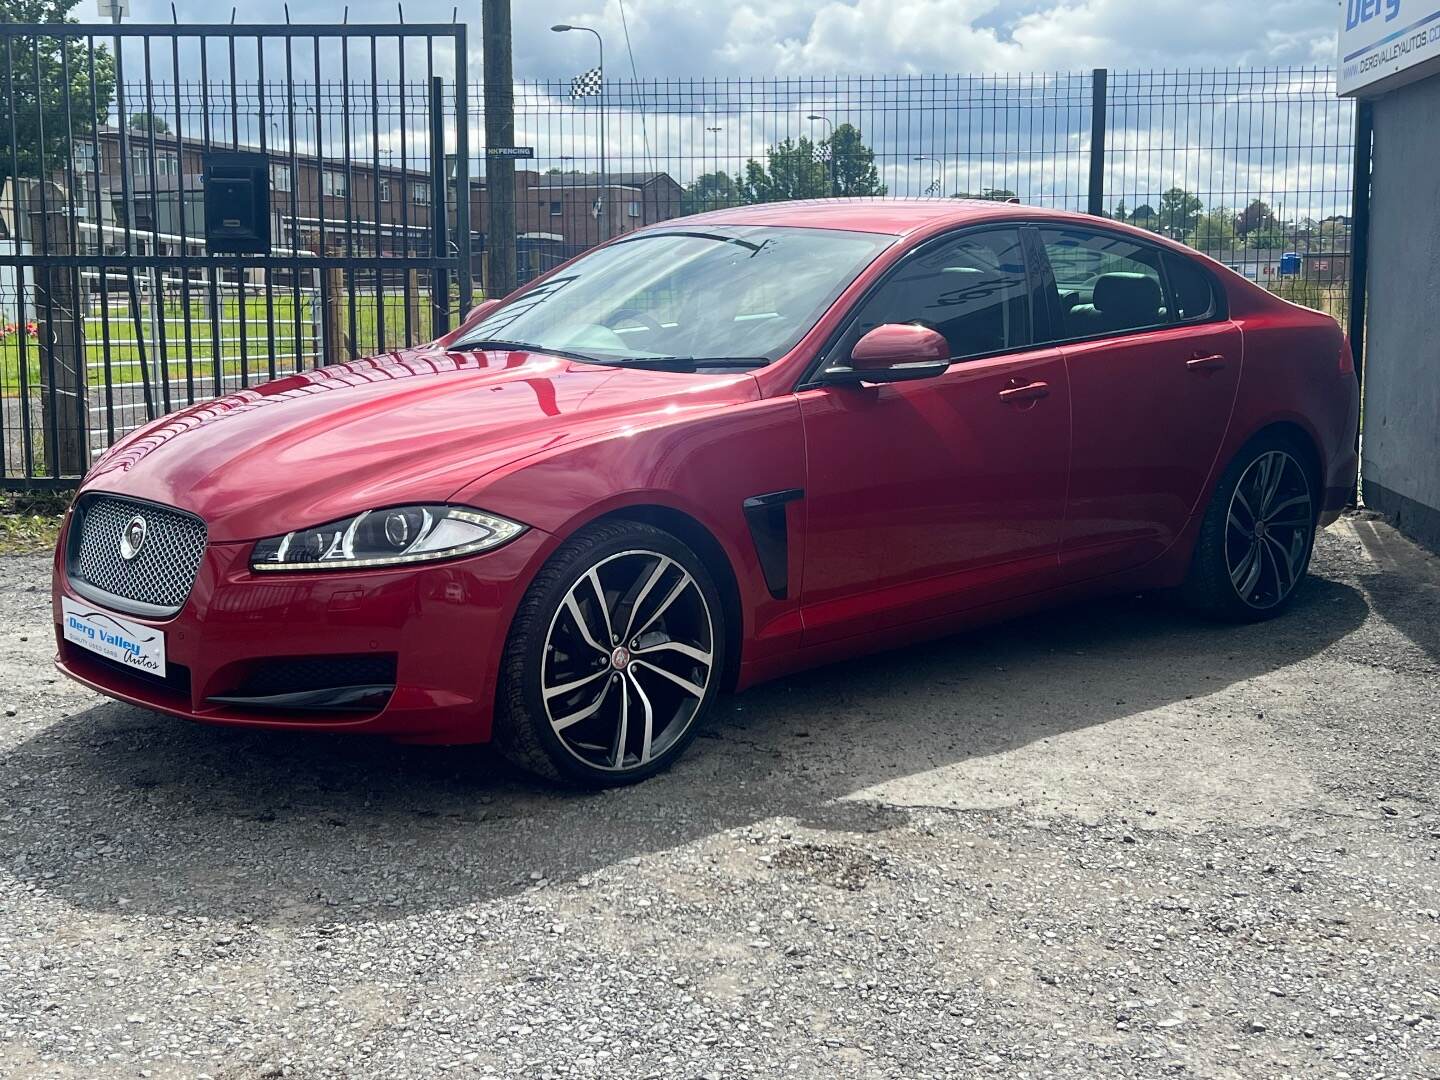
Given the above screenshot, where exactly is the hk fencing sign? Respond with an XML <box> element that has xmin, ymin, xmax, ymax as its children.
<box><xmin>1338</xmin><ymin>0</ymin><xmax>1440</xmax><ymax>95</ymax></box>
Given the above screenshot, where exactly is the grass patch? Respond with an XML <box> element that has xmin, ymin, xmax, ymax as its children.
<box><xmin>0</xmin><ymin>491</ymin><xmax>69</xmax><ymax>555</ymax></box>
<box><xmin>1</xmin><ymin>292</ymin><xmax>457</xmax><ymax>392</ymax></box>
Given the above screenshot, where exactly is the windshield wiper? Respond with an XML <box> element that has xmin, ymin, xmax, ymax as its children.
<box><xmin>590</xmin><ymin>355</ymin><xmax>772</xmax><ymax>372</ymax></box>
<box><xmin>457</xmin><ymin>341</ymin><xmax>770</xmax><ymax>372</ymax></box>
<box><xmin>456</xmin><ymin>339</ymin><xmax>604</xmax><ymax>364</ymax></box>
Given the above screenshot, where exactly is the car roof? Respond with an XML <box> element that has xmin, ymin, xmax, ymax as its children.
<box><xmin>664</xmin><ymin>197</ymin><xmax>1070</xmax><ymax>236</ymax></box>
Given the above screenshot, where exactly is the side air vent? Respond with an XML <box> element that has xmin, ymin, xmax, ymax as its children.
<box><xmin>742</xmin><ymin>489</ymin><xmax>803</xmax><ymax>600</ymax></box>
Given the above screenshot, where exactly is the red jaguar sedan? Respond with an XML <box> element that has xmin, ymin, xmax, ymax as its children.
<box><xmin>53</xmin><ymin>199</ymin><xmax>1358</xmax><ymax>786</ymax></box>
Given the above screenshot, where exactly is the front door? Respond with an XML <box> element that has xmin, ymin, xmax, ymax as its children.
<box><xmin>797</xmin><ymin>226</ymin><xmax>1072</xmax><ymax>646</ymax></box>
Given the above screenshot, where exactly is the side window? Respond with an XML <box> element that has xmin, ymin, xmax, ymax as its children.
<box><xmin>1164</xmin><ymin>251</ymin><xmax>1219</xmax><ymax>323</ymax></box>
<box><xmin>842</xmin><ymin>228</ymin><xmax>1031</xmax><ymax>361</ymax></box>
<box><xmin>1039</xmin><ymin>226</ymin><xmax>1169</xmax><ymax>339</ymax></box>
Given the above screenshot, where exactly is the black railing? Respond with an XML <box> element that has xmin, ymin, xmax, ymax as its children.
<box><xmin>1</xmin><ymin>22</ymin><xmax>471</xmax><ymax>485</ymax></box>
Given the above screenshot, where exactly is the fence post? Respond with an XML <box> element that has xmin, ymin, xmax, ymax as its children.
<box><xmin>453</xmin><ymin>23</ymin><xmax>474</xmax><ymax>315</ymax></box>
<box><xmin>1088</xmin><ymin>68</ymin><xmax>1108</xmax><ymax>217</ymax></box>
<box><xmin>482</xmin><ymin>0</ymin><xmax>518</xmax><ymax>300</ymax></box>
<box><xmin>429</xmin><ymin>76</ymin><xmax>451</xmax><ymax>336</ymax></box>
<box><xmin>310</xmin><ymin>268</ymin><xmax>324</xmax><ymax>369</ymax></box>
<box><xmin>1347</xmin><ymin>100</ymin><xmax>1373</xmax><ymax>404</ymax></box>
<box><xmin>407</xmin><ymin>270</ymin><xmax>423</xmax><ymax>340</ymax></box>
<box><xmin>29</xmin><ymin>184</ymin><xmax>88</xmax><ymax>478</ymax></box>
<box><xmin>324</xmin><ymin>265</ymin><xmax>351</xmax><ymax>364</ymax></box>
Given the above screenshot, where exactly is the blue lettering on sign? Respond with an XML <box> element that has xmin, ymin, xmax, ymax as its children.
<box><xmin>99</xmin><ymin>628</ymin><xmax>141</xmax><ymax>657</ymax></box>
<box><xmin>67</xmin><ymin>612</ymin><xmax>142</xmax><ymax>656</ymax></box>
<box><xmin>1348</xmin><ymin>0</ymin><xmax>1402</xmax><ymax>29</ymax></box>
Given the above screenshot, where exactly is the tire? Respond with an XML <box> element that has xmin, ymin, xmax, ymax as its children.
<box><xmin>1182</xmin><ymin>431</ymin><xmax>1318</xmax><ymax>622</ymax></box>
<box><xmin>493</xmin><ymin>520</ymin><xmax>726</xmax><ymax>787</ymax></box>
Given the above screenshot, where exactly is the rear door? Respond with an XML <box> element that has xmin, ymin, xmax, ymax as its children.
<box><xmin>1034</xmin><ymin>225</ymin><xmax>1242</xmax><ymax>576</ymax></box>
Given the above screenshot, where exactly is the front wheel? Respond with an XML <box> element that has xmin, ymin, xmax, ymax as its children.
<box><xmin>1183</xmin><ymin>433</ymin><xmax>1317</xmax><ymax>621</ymax></box>
<box><xmin>493</xmin><ymin>520</ymin><xmax>725</xmax><ymax>787</ymax></box>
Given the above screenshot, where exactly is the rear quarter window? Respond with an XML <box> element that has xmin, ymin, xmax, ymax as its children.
<box><xmin>1164</xmin><ymin>252</ymin><xmax>1222</xmax><ymax>323</ymax></box>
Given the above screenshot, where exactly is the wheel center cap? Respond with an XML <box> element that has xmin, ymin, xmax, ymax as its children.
<box><xmin>610</xmin><ymin>646</ymin><xmax>632</xmax><ymax>670</ymax></box>
<box><xmin>1255</xmin><ymin>519</ymin><xmax>1268</xmax><ymax>538</ymax></box>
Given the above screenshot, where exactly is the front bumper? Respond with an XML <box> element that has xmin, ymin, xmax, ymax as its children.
<box><xmin>52</xmin><ymin>521</ymin><xmax>551</xmax><ymax>744</ymax></box>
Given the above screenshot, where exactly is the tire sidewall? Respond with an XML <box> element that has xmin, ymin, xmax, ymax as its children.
<box><xmin>509</xmin><ymin>524</ymin><xmax>726</xmax><ymax>786</ymax></box>
<box><xmin>1192</xmin><ymin>431</ymin><xmax>1319</xmax><ymax>621</ymax></box>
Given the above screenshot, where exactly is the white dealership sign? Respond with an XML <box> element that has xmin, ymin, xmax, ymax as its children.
<box><xmin>61</xmin><ymin>597</ymin><xmax>166</xmax><ymax>677</ymax></box>
<box><xmin>1338</xmin><ymin>0</ymin><xmax>1440</xmax><ymax>95</ymax></box>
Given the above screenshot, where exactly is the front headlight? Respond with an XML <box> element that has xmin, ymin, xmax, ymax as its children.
<box><xmin>250</xmin><ymin>505</ymin><xmax>525</xmax><ymax>572</ymax></box>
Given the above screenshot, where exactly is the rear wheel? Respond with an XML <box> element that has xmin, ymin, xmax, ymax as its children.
<box><xmin>493</xmin><ymin>520</ymin><xmax>724</xmax><ymax>787</ymax></box>
<box><xmin>1183</xmin><ymin>433</ymin><xmax>1317</xmax><ymax>621</ymax></box>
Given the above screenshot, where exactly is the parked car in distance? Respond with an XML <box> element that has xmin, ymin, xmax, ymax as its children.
<box><xmin>53</xmin><ymin>199</ymin><xmax>1359</xmax><ymax>786</ymax></box>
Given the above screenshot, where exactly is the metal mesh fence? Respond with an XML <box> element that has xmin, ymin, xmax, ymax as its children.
<box><xmin>2</xmin><ymin>49</ymin><xmax>1357</xmax><ymax>483</ymax></box>
<box><xmin>492</xmin><ymin>68</ymin><xmax>1353</xmax><ymax>307</ymax></box>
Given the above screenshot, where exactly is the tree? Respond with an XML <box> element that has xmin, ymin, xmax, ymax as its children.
<box><xmin>1246</xmin><ymin>225</ymin><xmax>1290</xmax><ymax>251</ymax></box>
<box><xmin>737</xmin><ymin>123</ymin><xmax>885</xmax><ymax>203</ymax></box>
<box><xmin>1190</xmin><ymin>209</ymin><xmax>1237</xmax><ymax>252</ymax></box>
<box><xmin>1157</xmin><ymin>188</ymin><xmax>1203</xmax><ymax>238</ymax></box>
<box><xmin>827</xmin><ymin>123</ymin><xmax>885</xmax><ymax>197</ymax></box>
<box><xmin>737</xmin><ymin>136</ymin><xmax>829</xmax><ymax>203</ymax></box>
<box><xmin>1114</xmin><ymin>199</ymin><xmax>1128</xmax><ymax>222</ymax></box>
<box><xmin>0</xmin><ymin>0</ymin><xmax>115</xmax><ymax>190</ymax></box>
<box><xmin>128</xmin><ymin>111</ymin><xmax>171</xmax><ymax>135</ymax></box>
<box><xmin>680</xmin><ymin>170</ymin><xmax>739</xmax><ymax>216</ymax></box>
<box><xmin>1234</xmin><ymin>198</ymin><xmax>1275</xmax><ymax>237</ymax></box>
<box><xmin>1129</xmin><ymin>203</ymin><xmax>1158</xmax><ymax>230</ymax></box>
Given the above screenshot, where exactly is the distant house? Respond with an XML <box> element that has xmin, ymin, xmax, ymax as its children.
<box><xmin>36</xmin><ymin>132</ymin><xmax>683</xmax><ymax>288</ymax></box>
<box><xmin>526</xmin><ymin>171</ymin><xmax>683</xmax><ymax>240</ymax></box>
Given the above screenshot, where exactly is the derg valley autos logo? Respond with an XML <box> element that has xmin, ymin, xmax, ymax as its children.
<box><xmin>65</xmin><ymin>609</ymin><xmax>161</xmax><ymax>671</ymax></box>
<box><xmin>1347</xmin><ymin>0</ymin><xmax>1402</xmax><ymax>29</ymax></box>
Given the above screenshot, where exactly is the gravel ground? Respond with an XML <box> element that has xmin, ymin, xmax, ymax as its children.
<box><xmin>1</xmin><ymin>516</ymin><xmax>1437</xmax><ymax>1080</ymax></box>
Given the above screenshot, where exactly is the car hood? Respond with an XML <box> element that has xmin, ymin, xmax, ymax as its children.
<box><xmin>82</xmin><ymin>345</ymin><xmax>761</xmax><ymax>542</ymax></box>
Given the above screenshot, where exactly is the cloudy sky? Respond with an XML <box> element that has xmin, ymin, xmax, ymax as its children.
<box><xmin>98</xmin><ymin>0</ymin><xmax>1351</xmax><ymax>217</ymax></box>
<box><xmin>117</xmin><ymin>0</ymin><xmax>1342</xmax><ymax>79</ymax></box>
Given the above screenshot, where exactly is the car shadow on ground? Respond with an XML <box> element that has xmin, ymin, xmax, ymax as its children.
<box><xmin>0</xmin><ymin>562</ymin><xmax>1368</xmax><ymax>925</ymax></box>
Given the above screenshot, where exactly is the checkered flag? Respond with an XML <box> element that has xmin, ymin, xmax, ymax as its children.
<box><xmin>569</xmin><ymin>66</ymin><xmax>603</xmax><ymax>99</ymax></box>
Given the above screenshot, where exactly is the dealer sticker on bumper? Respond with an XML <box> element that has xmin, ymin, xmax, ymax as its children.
<box><xmin>61</xmin><ymin>597</ymin><xmax>166</xmax><ymax>677</ymax></box>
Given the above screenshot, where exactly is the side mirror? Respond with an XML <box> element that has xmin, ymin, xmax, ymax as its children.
<box><xmin>825</xmin><ymin>323</ymin><xmax>951</xmax><ymax>384</ymax></box>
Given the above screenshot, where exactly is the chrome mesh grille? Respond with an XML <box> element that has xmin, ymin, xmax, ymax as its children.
<box><xmin>70</xmin><ymin>496</ymin><xmax>207</xmax><ymax>613</ymax></box>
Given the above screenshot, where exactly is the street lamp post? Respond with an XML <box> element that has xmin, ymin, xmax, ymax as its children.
<box><xmin>706</xmin><ymin>125</ymin><xmax>722</xmax><ymax>188</ymax></box>
<box><xmin>806</xmin><ymin>114</ymin><xmax>836</xmax><ymax>195</ymax></box>
<box><xmin>552</xmin><ymin>23</ymin><xmax>607</xmax><ymax>240</ymax></box>
<box><xmin>914</xmin><ymin>155</ymin><xmax>941</xmax><ymax>197</ymax></box>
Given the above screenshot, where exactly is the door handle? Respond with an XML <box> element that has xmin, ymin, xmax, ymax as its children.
<box><xmin>998</xmin><ymin>380</ymin><xmax>1049</xmax><ymax>403</ymax></box>
<box><xmin>1186</xmin><ymin>353</ymin><xmax>1226</xmax><ymax>371</ymax></box>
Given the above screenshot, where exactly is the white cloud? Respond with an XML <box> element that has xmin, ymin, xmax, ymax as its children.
<box><xmin>126</xmin><ymin>0</ymin><xmax>1340</xmax><ymax>77</ymax></box>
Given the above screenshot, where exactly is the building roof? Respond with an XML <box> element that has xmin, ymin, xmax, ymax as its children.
<box><xmin>531</xmin><ymin>170</ymin><xmax>678</xmax><ymax>191</ymax></box>
<box><xmin>94</xmin><ymin>127</ymin><xmax>463</xmax><ymax>185</ymax></box>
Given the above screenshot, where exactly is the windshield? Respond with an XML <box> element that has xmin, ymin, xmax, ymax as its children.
<box><xmin>457</xmin><ymin>225</ymin><xmax>894</xmax><ymax>367</ymax></box>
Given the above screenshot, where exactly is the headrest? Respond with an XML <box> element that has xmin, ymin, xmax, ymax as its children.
<box><xmin>1092</xmin><ymin>272</ymin><xmax>1162</xmax><ymax>320</ymax></box>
